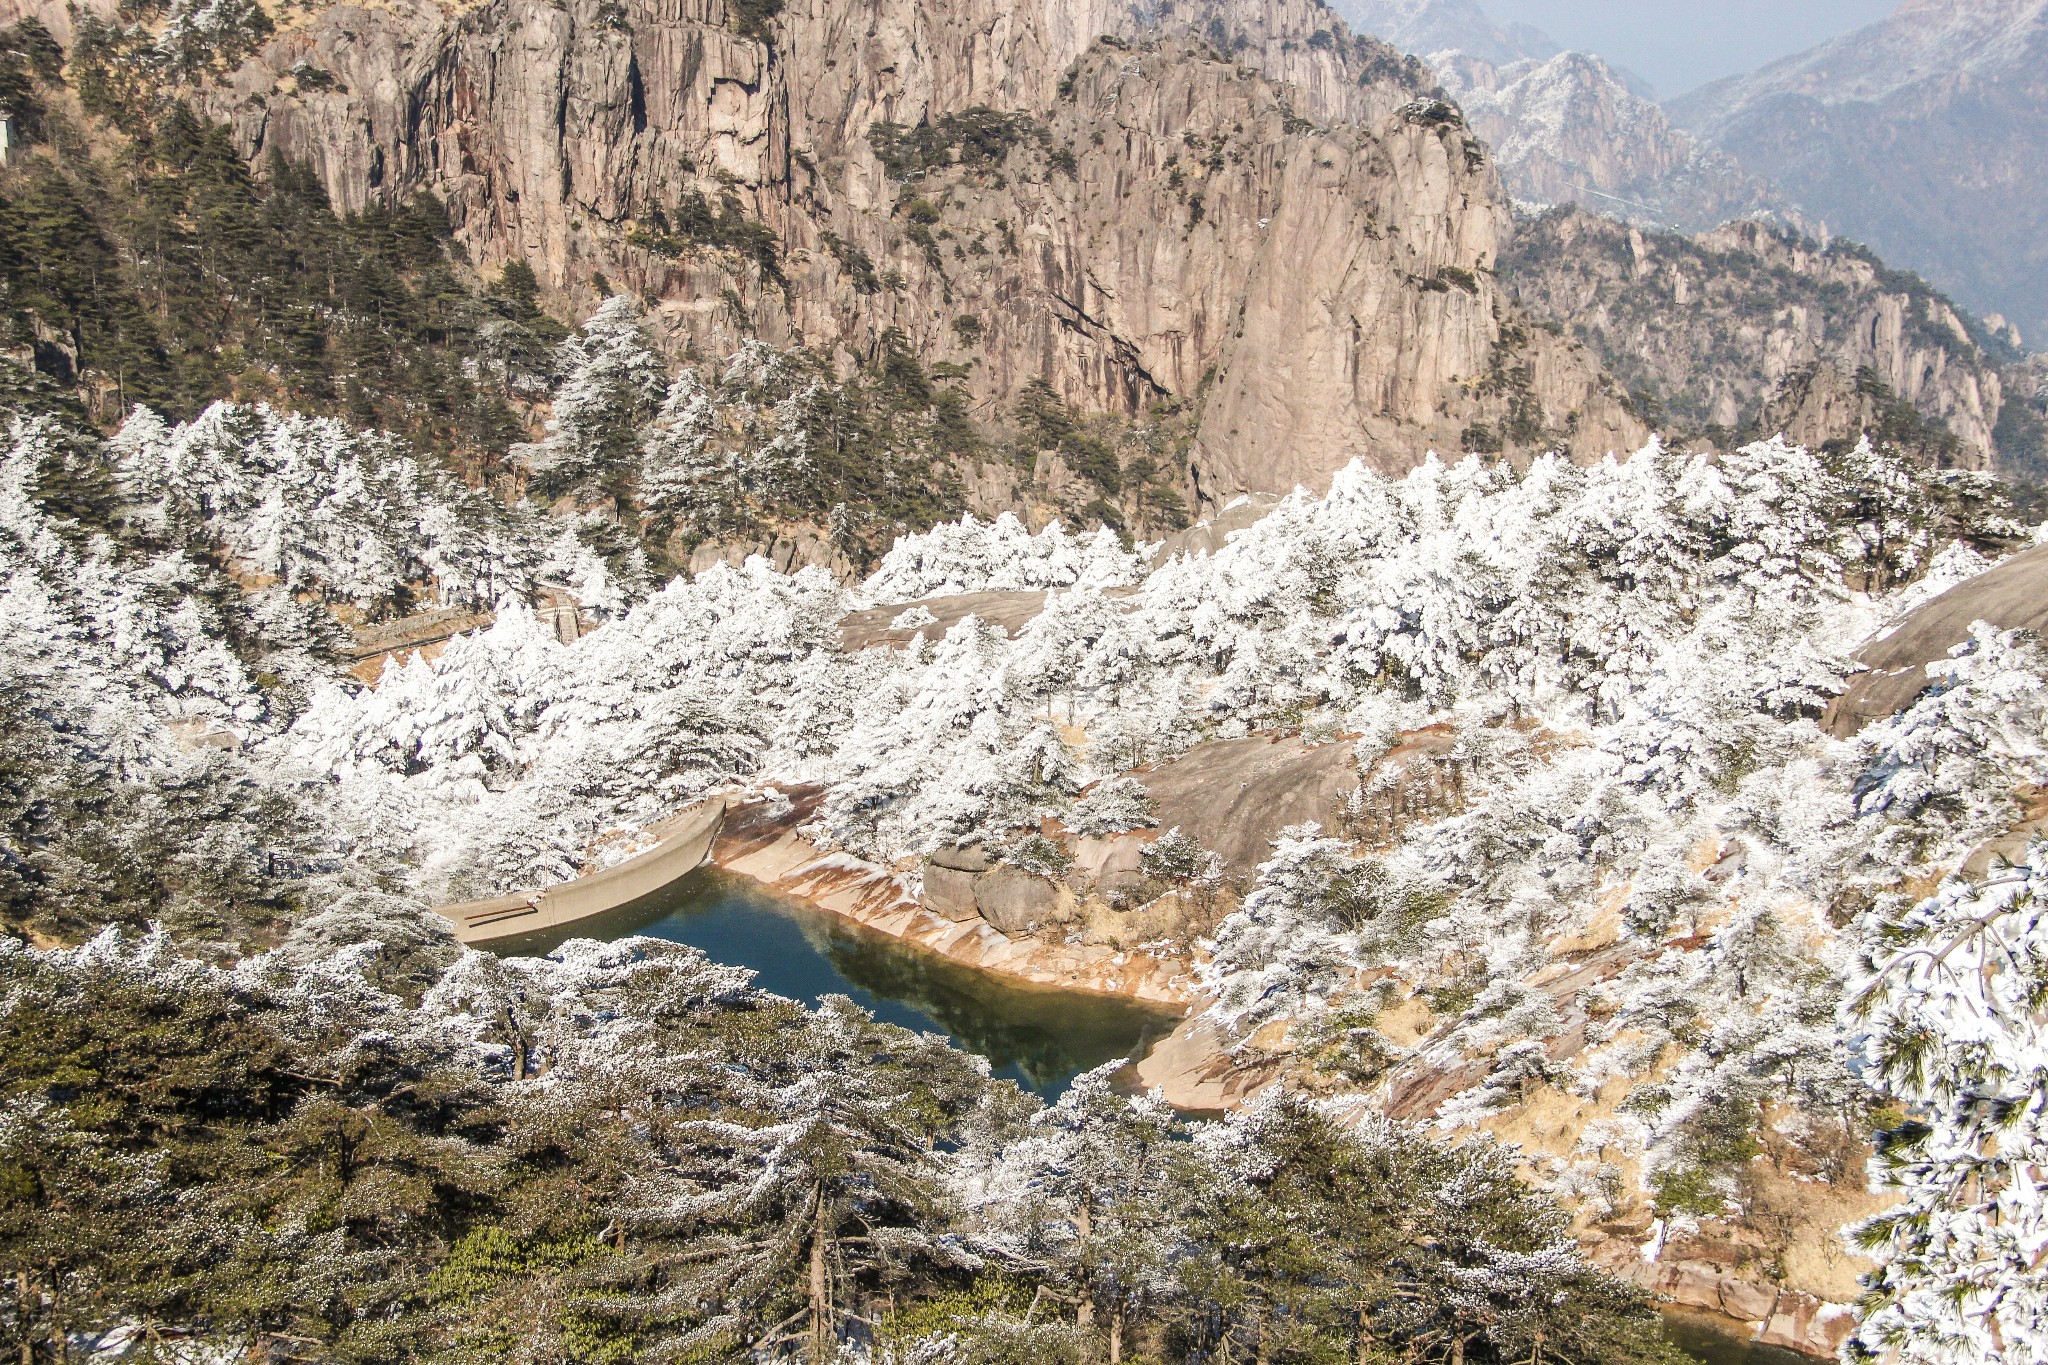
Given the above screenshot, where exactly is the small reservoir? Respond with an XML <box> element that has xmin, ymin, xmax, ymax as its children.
<box><xmin>488</xmin><ymin>867</ymin><xmax>1181</xmax><ymax>1099</ymax></box>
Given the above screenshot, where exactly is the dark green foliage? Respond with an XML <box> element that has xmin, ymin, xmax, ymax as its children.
<box><xmin>1992</xmin><ymin>385</ymin><xmax>2048</xmax><ymax>484</ymax></box>
<box><xmin>0</xmin><ymin>687</ymin><xmax>329</xmax><ymax>947</ymax></box>
<box><xmin>1078</xmin><ymin>1098</ymin><xmax>1690</xmax><ymax>1365</ymax></box>
<box><xmin>869</xmin><ymin>108</ymin><xmax>1042</xmax><ymax>181</ymax></box>
<box><xmin>628</xmin><ymin>189</ymin><xmax>783</xmax><ymax>280</ymax></box>
<box><xmin>1841</xmin><ymin>366</ymin><xmax>1963</xmax><ymax>466</ymax></box>
<box><xmin>0</xmin><ymin>21</ymin><xmax>60</xmax><ymax>147</ymax></box>
<box><xmin>1437</xmin><ymin>265</ymin><xmax>1479</xmax><ymax>294</ymax></box>
<box><xmin>790</xmin><ymin>351</ymin><xmax>968</xmax><ymax>558</ymax></box>
<box><xmin>0</xmin><ymin>940</ymin><xmax>1011</xmax><ymax>1363</ymax></box>
<box><xmin>1467</xmin><ymin>321</ymin><xmax>1548</xmax><ymax>451</ymax></box>
<box><xmin>0</xmin><ymin>101</ymin><xmax>541</xmax><ymax>467</ymax></box>
<box><xmin>821</xmin><ymin>231</ymin><xmax>881</xmax><ymax>294</ymax></box>
<box><xmin>1015</xmin><ymin>377</ymin><xmax>1075</xmax><ymax>450</ymax></box>
<box><xmin>727</xmin><ymin>0</ymin><xmax>783</xmax><ymax>43</ymax></box>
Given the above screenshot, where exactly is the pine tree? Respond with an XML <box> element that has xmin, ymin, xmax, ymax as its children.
<box><xmin>1843</xmin><ymin>848</ymin><xmax>2048</xmax><ymax>1364</ymax></box>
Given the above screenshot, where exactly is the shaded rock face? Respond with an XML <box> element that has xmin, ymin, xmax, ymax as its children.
<box><xmin>1503</xmin><ymin>208</ymin><xmax>2025</xmax><ymax>472</ymax></box>
<box><xmin>918</xmin><ymin>862</ymin><xmax>983</xmax><ymax>922</ymax></box>
<box><xmin>1670</xmin><ymin>0</ymin><xmax>2048</xmax><ymax>344</ymax></box>
<box><xmin>919</xmin><ymin>848</ymin><xmax>1061</xmax><ymax>932</ymax></box>
<box><xmin>193</xmin><ymin>0</ymin><xmax>1640</xmax><ymax>506</ymax></box>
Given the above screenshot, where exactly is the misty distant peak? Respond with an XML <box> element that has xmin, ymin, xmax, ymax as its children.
<box><xmin>1333</xmin><ymin>0</ymin><xmax>1559</xmax><ymax>68</ymax></box>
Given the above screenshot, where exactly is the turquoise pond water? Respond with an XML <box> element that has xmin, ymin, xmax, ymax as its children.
<box><xmin>485</xmin><ymin>866</ymin><xmax>1181</xmax><ymax>1099</ymax></box>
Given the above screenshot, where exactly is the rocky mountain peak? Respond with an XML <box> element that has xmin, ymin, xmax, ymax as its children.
<box><xmin>1670</xmin><ymin>0</ymin><xmax>2048</xmax><ymax>341</ymax></box>
<box><xmin>1332</xmin><ymin>0</ymin><xmax>1558</xmax><ymax>69</ymax></box>
<box><xmin>86</xmin><ymin>0</ymin><xmax>1632</xmax><ymax>512</ymax></box>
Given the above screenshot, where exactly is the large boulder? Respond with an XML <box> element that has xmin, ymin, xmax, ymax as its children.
<box><xmin>929</xmin><ymin>841</ymin><xmax>994</xmax><ymax>873</ymax></box>
<box><xmin>1137</xmin><ymin>734</ymin><xmax>1364</xmax><ymax>872</ymax></box>
<box><xmin>1070</xmin><ymin>833</ymin><xmax>1150</xmax><ymax>897</ymax></box>
<box><xmin>920</xmin><ymin>863</ymin><xmax>982</xmax><ymax>922</ymax></box>
<box><xmin>973</xmin><ymin>867</ymin><xmax>1061</xmax><ymax>935</ymax></box>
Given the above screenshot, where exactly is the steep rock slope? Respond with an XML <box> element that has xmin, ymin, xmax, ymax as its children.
<box><xmin>102</xmin><ymin>0</ymin><xmax>1643</xmax><ymax>505</ymax></box>
<box><xmin>1671</xmin><ymin>0</ymin><xmax>2048</xmax><ymax>343</ymax></box>
<box><xmin>1502</xmin><ymin>207</ymin><xmax>2035</xmax><ymax>473</ymax></box>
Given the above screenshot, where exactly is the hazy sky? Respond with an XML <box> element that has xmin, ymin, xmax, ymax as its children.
<box><xmin>1484</xmin><ymin>0</ymin><xmax>1902</xmax><ymax>96</ymax></box>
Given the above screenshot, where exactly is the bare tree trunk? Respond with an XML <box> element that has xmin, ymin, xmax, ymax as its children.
<box><xmin>502</xmin><ymin>1006</ymin><xmax>528</xmax><ymax>1081</ymax></box>
<box><xmin>1109</xmin><ymin>1305</ymin><xmax>1123</xmax><ymax>1365</ymax></box>
<box><xmin>809</xmin><ymin>1192</ymin><xmax>830</xmax><ymax>1363</ymax></box>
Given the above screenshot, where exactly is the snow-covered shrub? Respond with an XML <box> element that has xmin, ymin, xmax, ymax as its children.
<box><xmin>1853</xmin><ymin>622</ymin><xmax>2048</xmax><ymax>846</ymax></box>
<box><xmin>861</xmin><ymin>513</ymin><xmax>1142</xmax><ymax>600</ymax></box>
<box><xmin>637</xmin><ymin>343</ymin><xmax>815</xmax><ymax>539</ymax></box>
<box><xmin>155</xmin><ymin>0</ymin><xmax>271</xmax><ymax>74</ymax></box>
<box><xmin>1067</xmin><ymin>776</ymin><xmax>1157</xmax><ymax>835</ymax></box>
<box><xmin>1140</xmin><ymin>828</ymin><xmax>1220</xmax><ymax>885</ymax></box>
<box><xmin>112</xmin><ymin>402</ymin><xmax>549</xmax><ymax>612</ymax></box>
<box><xmin>512</xmin><ymin>295</ymin><xmax>668</xmax><ymax>496</ymax></box>
<box><xmin>1003</xmin><ymin>833</ymin><xmax>1074</xmax><ymax>882</ymax></box>
<box><xmin>1843</xmin><ymin>849</ymin><xmax>2048</xmax><ymax>1364</ymax></box>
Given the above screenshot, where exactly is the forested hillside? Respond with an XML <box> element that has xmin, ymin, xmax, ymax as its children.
<box><xmin>2</xmin><ymin>2</ymin><xmax>2047</xmax><ymax>1364</ymax></box>
<box><xmin>1501</xmin><ymin>207</ymin><xmax>2047</xmax><ymax>482</ymax></box>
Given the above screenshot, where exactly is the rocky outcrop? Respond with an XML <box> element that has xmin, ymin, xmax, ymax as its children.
<box><xmin>1825</xmin><ymin>543</ymin><xmax>2048</xmax><ymax>736</ymax></box>
<box><xmin>714</xmin><ymin>789</ymin><xmax>1194</xmax><ymax>1002</ymax></box>
<box><xmin>168</xmin><ymin>0</ymin><xmax>1640</xmax><ymax>510</ymax></box>
<box><xmin>1670</xmin><ymin>0</ymin><xmax>2048</xmax><ymax>344</ymax></box>
<box><xmin>1503</xmin><ymin>207</ymin><xmax>2025</xmax><ymax>470</ymax></box>
<box><xmin>970</xmin><ymin>865</ymin><xmax>1063</xmax><ymax>934</ymax></box>
<box><xmin>838</xmin><ymin>590</ymin><xmax>1054</xmax><ymax>649</ymax></box>
<box><xmin>1135</xmin><ymin>731</ymin><xmax>1366</xmax><ymax>872</ymax></box>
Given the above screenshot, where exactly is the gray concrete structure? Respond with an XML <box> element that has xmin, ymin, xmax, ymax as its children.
<box><xmin>435</xmin><ymin>798</ymin><xmax>727</xmax><ymax>946</ymax></box>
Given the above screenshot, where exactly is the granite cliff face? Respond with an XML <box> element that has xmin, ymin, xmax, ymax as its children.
<box><xmin>1502</xmin><ymin>208</ymin><xmax>2038</xmax><ymax>474</ymax></box>
<box><xmin>1671</xmin><ymin>0</ymin><xmax>2048</xmax><ymax>345</ymax></box>
<box><xmin>49</xmin><ymin>0</ymin><xmax>1640</xmax><ymax>507</ymax></box>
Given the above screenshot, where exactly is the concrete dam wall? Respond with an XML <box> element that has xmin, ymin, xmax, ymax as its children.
<box><xmin>435</xmin><ymin>798</ymin><xmax>727</xmax><ymax>946</ymax></box>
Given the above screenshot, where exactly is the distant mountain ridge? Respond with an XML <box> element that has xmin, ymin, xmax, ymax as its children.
<box><xmin>1342</xmin><ymin>0</ymin><xmax>2048</xmax><ymax>350</ymax></box>
<box><xmin>1670</xmin><ymin>0</ymin><xmax>2048</xmax><ymax>344</ymax></box>
<box><xmin>1430</xmin><ymin>48</ymin><xmax>1778</xmax><ymax>231</ymax></box>
<box><xmin>1336</xmin><ymin>0</ymin><xmax>1783</xmax><ymax>233</ymax></box>
<box><xmin>1331</xmin><ymin>0</ymin><xmax>1559</xmax><ymax>68</ymax></box>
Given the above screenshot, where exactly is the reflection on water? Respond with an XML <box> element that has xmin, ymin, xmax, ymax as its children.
<box><xmin>1660</xmin><ymin>1311</ymin><xmax>1816</xmax><ymax>1365</ymax></box>
<box><xmin>487</xmin><ymin>868</ymin><xmax>1182</xmax><ymax>1099</ymax></box>
<box><xmin>487</xmin><ymin>877</ymin><xmax>1813</xmax><ymax>1358</ymax></box>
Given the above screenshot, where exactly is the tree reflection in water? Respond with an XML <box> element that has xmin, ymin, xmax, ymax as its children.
<box><xmin>488</xmin><ymin>868</ymin><xmax>1180</xmax><ymax>1098</ymax></box>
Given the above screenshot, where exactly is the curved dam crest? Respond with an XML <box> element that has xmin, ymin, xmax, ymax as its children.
<box><xmin>434</xmin><ymin>797</ymin><xmax>730</xmax><ymax>945</ymax></box>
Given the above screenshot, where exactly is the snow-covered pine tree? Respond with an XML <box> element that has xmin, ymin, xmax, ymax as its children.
<box><xmin>1843</xmin><ymin>847</ymin><xmax>2048</xmax><ymax>1364</ymax></box>
<box><xmin>514</xmin><ymin>295</ymin><xmax>667</xmax><ymax>499</ymax></box>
